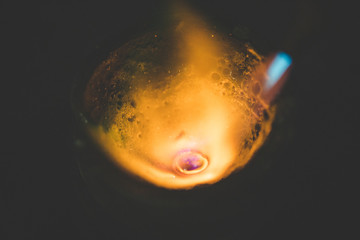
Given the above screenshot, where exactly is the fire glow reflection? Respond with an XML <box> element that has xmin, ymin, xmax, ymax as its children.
<box><xmin>81</xmin><ymin>6</ymin><xmax>291</xmax><ymax>189</ymax></box>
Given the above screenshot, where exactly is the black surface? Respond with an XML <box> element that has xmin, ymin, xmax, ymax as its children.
<box><xmin>2</xmin><ymin>0</ymin><xmax>358</xmax><ymax>239</ymax></box>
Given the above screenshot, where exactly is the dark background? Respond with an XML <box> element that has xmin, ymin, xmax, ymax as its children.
<box><xmin>2</xmin><ymin>0</ymin><xmax>358</xmax><ymax>239</ymax></box>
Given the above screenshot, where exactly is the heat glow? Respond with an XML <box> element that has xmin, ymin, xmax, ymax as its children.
<box><xmin>81</xmin><ymin>6</ymin><xmax>288</xmax><ymax>189</ymax></box>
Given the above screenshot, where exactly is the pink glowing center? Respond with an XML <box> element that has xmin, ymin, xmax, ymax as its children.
<box><xmin>174</xmin><ymin>150</ymin><xmax>209</xmax><ymax>175</ymax></box>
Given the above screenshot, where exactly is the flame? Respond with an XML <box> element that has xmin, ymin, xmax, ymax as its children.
<box><xmin>82</xmin><ymin>6</ymin><xmax>285</xmax><ymax>189</ymax></box>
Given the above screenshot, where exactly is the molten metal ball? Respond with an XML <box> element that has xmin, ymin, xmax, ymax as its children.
<box><xmin>74</xmin><ymin>6</ymin><xmax>291</xmax><ymax>189</ymax></box>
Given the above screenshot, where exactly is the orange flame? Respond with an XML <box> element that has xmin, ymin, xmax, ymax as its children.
<box><xmin>83</xmin><ymin>6</ymin><xmax>277</xmax><ymax>189</ymax></box>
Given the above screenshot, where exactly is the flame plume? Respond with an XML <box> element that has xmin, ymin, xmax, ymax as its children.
<box><xmin>82</xmin><ymin>5</ymin><xmax>289</xmax><ymax>189</ymax></box>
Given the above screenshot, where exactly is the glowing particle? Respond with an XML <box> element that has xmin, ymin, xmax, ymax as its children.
<box><xmin>265</xmin><ymin>52</ymin><xmax>292</xmax><ymax>90</ymax></box>
<box><xmin>174</xmin><ymin>150</ymin><xmax>209</xmax><ymax>175</ymax></box>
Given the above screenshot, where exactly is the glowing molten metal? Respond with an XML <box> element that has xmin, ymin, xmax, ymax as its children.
<box><xmin>81</xmin><ymin>7</ymin><xmax>291</xmax><ymax>189</ymax></box>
